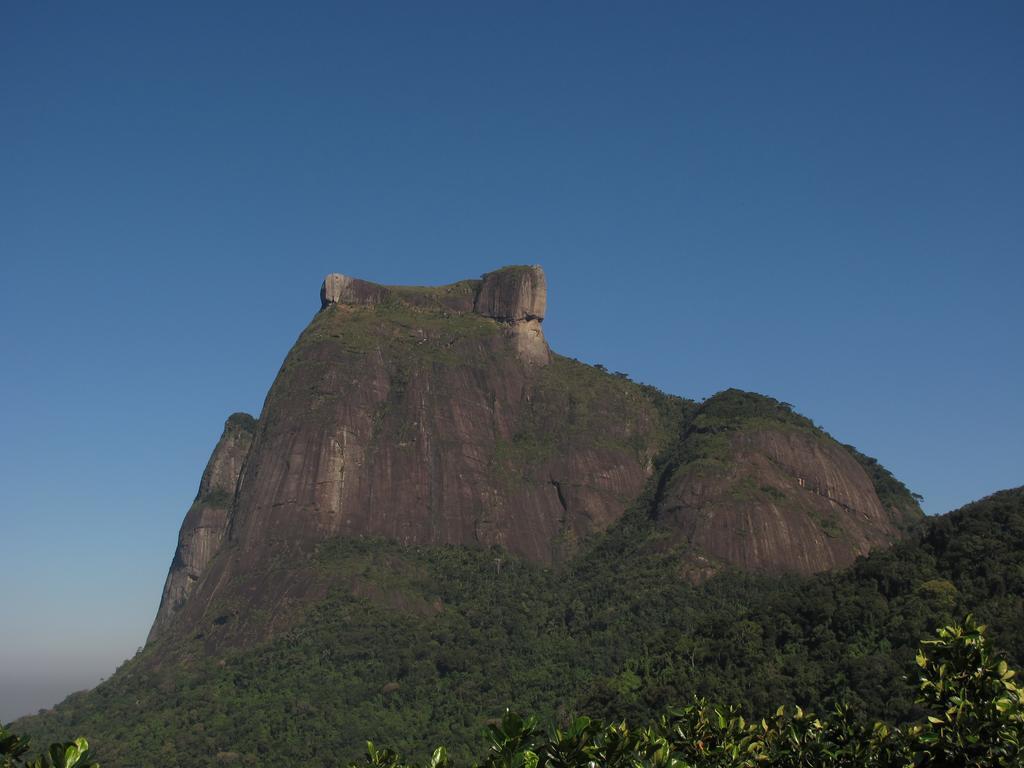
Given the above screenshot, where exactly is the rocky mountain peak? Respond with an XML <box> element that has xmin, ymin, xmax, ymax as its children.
<box><xmin>319</xmin><ymin>273</ymin><xmax>389</xmax><ymax>308</ymax></box>
<box><xmin>319</xmin><ymin>264</ymin><xmax>546</xmax><ymax>319</ymax></box>
<box><xmin>473</xmin><ymin>265</ymin><xmax>547</xmax><ymax>321</ymax></box>
<box><xmin>475</xmin><ymin>266</ymin><xmax>549</xmax><ymax>365</ymax></box>
<box><xmin>319</xmin><ymin>265</ymin><xmax>550</xmax><ymax>365</ymax></box>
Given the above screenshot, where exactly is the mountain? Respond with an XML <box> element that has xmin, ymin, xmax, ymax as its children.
<box><xmin>14</xmin><ymin>266</ymin><xmax>964</xmax><ymax>766</ymax></box>
<box><xmin>148</xmin><ymin>266</ymin><xmax>920</xmax><ymax>652</ymax></box>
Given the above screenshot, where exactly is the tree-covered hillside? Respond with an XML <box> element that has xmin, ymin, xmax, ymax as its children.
<box><xmin>10</xmin><ymin>616</ymin><xmax>1022</xmax><ymax>768</ymax></box>
<box><xmin>15</xmin><ymin>487</ymin><xmax>1023</xmax><ymax>767</ymax></box>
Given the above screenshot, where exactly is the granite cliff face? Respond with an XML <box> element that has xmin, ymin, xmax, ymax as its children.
<box><xmin>650</xmin><ymin>390</ymin><xmax>919</xmax><ymax>576</ymax></box>
<box><xmin>149</xmin><ymin>413</ymin><xmax>256</xmax><ymax>641</ymax></box>
<box><xmin>148</xmin><ymin>267</ymin><xmax>922</xmax><ymax>646</ymax></box>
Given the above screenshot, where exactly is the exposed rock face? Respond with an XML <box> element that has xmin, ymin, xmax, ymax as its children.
<box><xmin>320</xmin><ymin>273</ymin><xmax>389</xmax><ymax>308</ymax></box>
<box><xmin>474</xmin><ymin>265</ymin><xmax>546</xmax><ymax>321</ymax></box>
<box><xmin>652</xmin><ymin>390</ymin><xmax>914</xmax><ymax>576</ymax></box>
<box><xmin>508</xmin><ymin>318</ymin><xmax>549</xmax><ymax>366</ymax></box>
<box><xmin>148</xmin><ymin>413</ymin><xmax>256</xmax><ymax>642</ymax></box>
<box><xmin>475</xmin><ymin>266</ymin><xmax>550</xmax><ymax>365</ymax></box>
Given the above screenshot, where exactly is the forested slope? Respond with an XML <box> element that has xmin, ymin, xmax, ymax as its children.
<box><xmin>16</xmin><ymin>487</ymin><xmax>1022</xmax><ymax>767</ymax></box>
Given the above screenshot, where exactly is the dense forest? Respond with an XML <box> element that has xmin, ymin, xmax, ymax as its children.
<box><xmin>14</xmin><ymin>487</ymin><xmax>1023</xmax><ymax>766</ymax></box>
<box><xmin>345</xmin><ymin>615</ymin><xmax>1024</xmax><ymax>767</ymax></box>
<box><xmin>6</xmin><ymin>616</ymin><xmax>1022</xmax><ymax>767</ymax></box>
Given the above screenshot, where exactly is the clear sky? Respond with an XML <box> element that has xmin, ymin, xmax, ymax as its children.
<box><xmin>1</xmin><ymin>1</ymin><xmax>1021</xmax><ymax>723</ymax></box>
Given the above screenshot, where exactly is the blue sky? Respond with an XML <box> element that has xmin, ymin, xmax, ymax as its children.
<box><xmin>1</xmin><ymin>1</ymin><xmax>1021</xmax><ymax>722</ymax></box>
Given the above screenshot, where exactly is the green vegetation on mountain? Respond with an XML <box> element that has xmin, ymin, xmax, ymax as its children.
<box><xmin>290</xmin><ymin>300</ymin><xmax>499</xmax><ymax>363</ymax></box>
<box><xmin>498</xmin><ymin>354</ymin><xmax>692</xmax><ymax>467</ymax></box>
<box><xmin>224</xmin><ymin>412</ymin><xmax>258</xmax><ymax>432</ymax></box>
<box><xmin>843</xmin><ymin>443</ymin><xmax>925</xmax><ymax>533</ymax></box>
<box><xmin>16</xmin><ymin>488</ymin><xmax>1022</xmax><ymax>766</ymax></box>
<box><xmin>9</xmin><ymin>620</ymin><xmax>1023</xmax><ymax>768</ymax></box>
<box><xmin>348</xmin><ymin>617</ymin><xmax>1023</xmax><ymax>768</ymax></box>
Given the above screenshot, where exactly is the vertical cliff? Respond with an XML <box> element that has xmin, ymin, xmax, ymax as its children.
<box><xmin>148</xmin><ymin>413</ymin><xmax>256</xmax><ymax>642</ymax></box>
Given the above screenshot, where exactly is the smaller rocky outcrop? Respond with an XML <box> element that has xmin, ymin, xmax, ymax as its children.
<box><xmin>474</xmin><ymin>265</ymin><xmax>547</xmax><ymax>321</ymax></box>
<box><xmin>148</xmin><ymin>413</ymin><xmax>257</xmax><ymax>642</ymax></box>
<box><xmin>507</xmin><ymin>318</ymin><xmax>549</xmax><ymax>365</ymax></box>
<box><xmin>475</xmin><ymin>266</ymin><xmax>550</xmax><ymax>365</ymax></box>
<box><xmin>652</xmin><ymin>390</ymin><xmax>921</xmax><ymax>576</ymax></box>
<box><xmin>320</xmin><ymin>274</ymin><xmax>388</xmax><ymax>308</ymax></box>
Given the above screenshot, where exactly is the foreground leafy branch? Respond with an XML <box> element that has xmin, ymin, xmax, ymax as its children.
<box><xmin>349</xmin><ymin>617</ymin><xmax>1023</xmax><ymax>768</ymax></box>
<box><xmin>0</xmin><ymin>727</ymin><xmax>97</xmax><ymax>768</ymax></box>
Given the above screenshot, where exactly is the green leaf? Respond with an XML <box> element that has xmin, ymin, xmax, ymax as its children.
<box><xmin>63</xmin><ymin>744</ymin><xmax>81</xmax><ymax>768</ymax></box>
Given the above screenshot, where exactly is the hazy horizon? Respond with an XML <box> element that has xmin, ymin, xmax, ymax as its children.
<box><xmin>3</xmin><ymin>1</ymin><xmax>1022</xmax><ymax>723</ymax></box>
